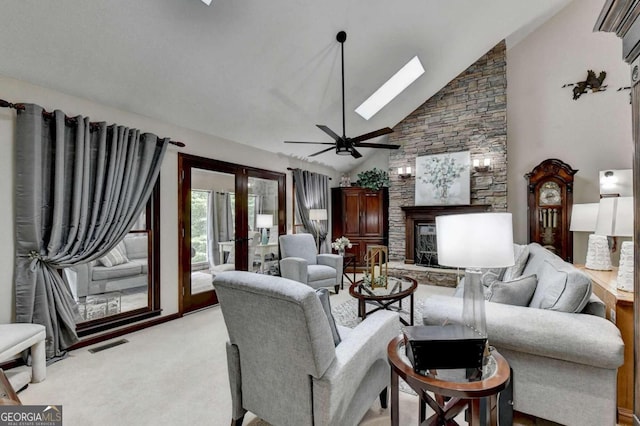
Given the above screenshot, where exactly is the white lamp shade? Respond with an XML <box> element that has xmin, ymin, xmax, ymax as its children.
<box><xmin>595</xmin><ymin>197</ymin><xmax>633</xmax><ymax>237</ymax></box>
<box><xmin>569</xmin><ymin>203</ymin><xmax>599</xmax><ymax>232</ymax></box>
<box><xmin>256</xmin><ymin>214</ymin><xmax>273</xmax><ymax>228</ymax></box>
<box><xmin>309</xmin><ymin>209</ymin><xmax>327</xmax><ymax>221</ymax></box>
<box><xmin>436</xmin><ymin>213</ymin><xmax>515</xmax><ymax>268</ymax></box>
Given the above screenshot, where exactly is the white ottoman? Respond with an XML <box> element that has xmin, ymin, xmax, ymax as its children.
<box><xmin>0</xmin><ymin>324</ymin><xmax>46</xmax><ymax>383</ymax></box>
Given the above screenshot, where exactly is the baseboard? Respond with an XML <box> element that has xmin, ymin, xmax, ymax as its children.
<box><xmin>69</xmin><ymin>312</ymin><xmax>181</xmax><ymax>350</ymax></box>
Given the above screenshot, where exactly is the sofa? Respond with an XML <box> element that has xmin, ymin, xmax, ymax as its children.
<box><xmin>422</xmin><ymin>243</ymin><xmax>624</xmax><ymax>426</ymax></box>
<box><xmin>66</xmin><ymin>234</ymin><xmax>148</xmax><ymax>299</ymax></box>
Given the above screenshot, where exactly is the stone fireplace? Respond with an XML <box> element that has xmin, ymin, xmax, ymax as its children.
<box><xmin>401</xmin><ymin>205</ymin><xmax>491</xmax><ymax>264</ymax></box>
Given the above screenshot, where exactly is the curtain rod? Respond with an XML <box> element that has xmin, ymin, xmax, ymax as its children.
<box><xmin>286</xmin><ymin>167</ymin><xmax>332</xmax><ymax>180</ymax></box>
<box><xmin>0</xmin><ymin>99</ymin><xmax>185</xmax><ymax>148</ymax></box>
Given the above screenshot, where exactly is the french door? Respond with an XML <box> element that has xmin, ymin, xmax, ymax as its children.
<box><xmin>178</xmin><ymin>154</ymin><xmax>285</xmax><ymax>313</ymax></box>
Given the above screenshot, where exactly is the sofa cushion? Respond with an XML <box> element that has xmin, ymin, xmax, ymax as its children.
<box><xmin>486</xmin><ymin>274</ymin><xmax>537</xmax><ymax>306</ymax></box>
<box><xmin>98</xmin><ymin>242</ymin><xmax>129</xmax><ymax>267</ymax></box>
<box><xmin>308</xmin><ymin>264</ymin><xmax>336</xmax><ymax>282</ymax></box>
<box><xmin>315</xmin><ymin>288</ymin><xmax>341</xmax><ymax>346</ymax></box>
<box><xmin>123</xmin><ymin>235</ymin><xmax>148</xmax><ymax>260</ymax></box>
<box><xmin>502</xmin><ymin>244</ymin><xmax>529</xmax><ymax>281</ymax></box>
<box><xmin>92</xmin><ymin>261</ymin><xmax>142</xmax><ymax>281</ymax></box>
<box><xmin>528</xmin><ymin>259</ymin><xmax>592</xmax><ymax>313</ymax></box>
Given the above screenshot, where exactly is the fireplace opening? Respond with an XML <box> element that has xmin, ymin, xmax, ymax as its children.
<box><xmin>415</xmin><ymin>223</ymin><xmax>451</xmax><ymax>269</ymax></box>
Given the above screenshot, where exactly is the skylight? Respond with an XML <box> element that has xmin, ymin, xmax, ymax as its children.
<box><xmin>355</xmin><ymin>56</ymin><xmax>425</xmax><ymax>120</ymax></box>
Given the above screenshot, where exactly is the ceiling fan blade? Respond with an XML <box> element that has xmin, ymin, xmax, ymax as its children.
<box><xmin>350</xmin><ymin>127</ymin><xmax>393</xmax><ymax>144</ymax></box>
<box><xmin>284</xmin><ymin>141</ymin><xmax>335</xmax><ymax>145</ymax></box>
<box><xmin>316</xmin><ymin>125</ymin><xmax>341</xmax><ymax>141</ymax></box>
<box><xmin>309</xmin><ymin>146</ymin><xmax>337</xmax><ymax>157</ymax></box>
<box><xmin>353</xmin><ymin>142</ymin><xmax>401</xmax><ymax>150</ymax></box>
<box><xmin>350</xmin><ymin>148</ymin><xmax>362</xmax><ymax>159</ymax></box>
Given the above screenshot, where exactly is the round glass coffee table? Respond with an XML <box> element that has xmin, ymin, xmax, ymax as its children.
<box><xmin>387</xmin><ymin>334</ymin><xmax>511</xmax><ymax>426</ymax></box>
<box><xmin>349</xmin><ymin>275</ymin><xmax>417</xmax><ymax>326</ymax></box>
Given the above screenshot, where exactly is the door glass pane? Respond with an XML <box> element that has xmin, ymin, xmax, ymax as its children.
<box><xmin>249</xmin><ymin>176</ymin><xmax>279</xmax><ymax>275</ymax></box>
<box><xmin>64</xmin><ymin>211</ymin><xmax>149</xmax><ymax>324</ymax></box>
<box><xmin>191</xmin><ymin>169</ymin><xmax>235</xmax><ymax>295</ymax></box>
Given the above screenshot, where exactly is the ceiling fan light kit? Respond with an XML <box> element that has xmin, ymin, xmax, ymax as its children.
<box><xmin>284</xmin><ymin>31</ymin><xmax>400</xmax><ymax>158</ymax></box>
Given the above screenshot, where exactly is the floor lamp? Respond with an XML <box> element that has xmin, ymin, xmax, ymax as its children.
<box><xmin>309</xmin><ymin>209</ymin><xmax>327</xmax><ymax>253</ymax></box>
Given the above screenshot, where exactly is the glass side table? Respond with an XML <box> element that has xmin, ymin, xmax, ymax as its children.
<box><xmin>387</xmin><ymin>334</ymin><xmax>511</xmax><ymax>426</ymax></box>
<box><xmin>349</xmin><ymin>276</ymin><xmax>417</xmax><ymax>325</ymax></box>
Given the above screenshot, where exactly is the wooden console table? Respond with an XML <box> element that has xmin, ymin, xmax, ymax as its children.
<box><xmin>576</xmin><ymin>265</ymin><xmax>633</xmax><ymax>424</ymax></box>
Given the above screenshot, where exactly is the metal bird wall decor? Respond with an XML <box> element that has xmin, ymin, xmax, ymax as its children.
<box><xmin>562</xmin><ymin>70</ymin><xmax>607</xmax><ymax>100</ymax></box>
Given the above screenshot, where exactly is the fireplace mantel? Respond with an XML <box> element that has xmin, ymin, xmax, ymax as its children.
<box><xmin>401</xmin><ymin>204</ymin><xmax>491</xmax><ymax>264</ymax></box>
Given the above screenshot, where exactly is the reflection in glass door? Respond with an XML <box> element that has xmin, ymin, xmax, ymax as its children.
<box><xmin>178</xmin><ymin>154</ymin><xmax>286</xmax><ymax>314</ymax></box>
<box><xmin>249</xmin><ymin>177</ymin><xmax>280</xmax><ymax>275</ymax></box>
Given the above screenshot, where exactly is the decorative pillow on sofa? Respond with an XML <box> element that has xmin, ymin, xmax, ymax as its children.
<box><xmin>485</xmin><ymin>275</ymin><xmax>537</xmax><ymax>306</ymax></box>
<box><xmin>528</xmin><ymin>259</ymin><xmax>592</xmax><ymax>313</ymax></box>
<box><xmin>478</xmin><ymin>268</ymin><xmax>506</xmax><ymax>286</ymax></box>
<box><xmin>502</xmin><ymin>244</ymin><xmax>530</xmax><ymax>281</ymax></box>
<box><xmin>98</xmin><ymin>242</ymin><xmax>129</xmax><ymax>268</ymax></box>
<box><xmin>315</xmin><ymin>288</ymin><xmax>341</xmax><ymax>346</ymax></box>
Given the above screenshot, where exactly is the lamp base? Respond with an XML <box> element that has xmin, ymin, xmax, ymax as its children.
<box><xmin>585</xmin><ymin>234</ymin><xmax>612</xmax><ymax>271</ymax></box>
<box><xmin>617</xmin><ymin>241</ymin><xmax>634</xmax><ymax>292</ymax></box>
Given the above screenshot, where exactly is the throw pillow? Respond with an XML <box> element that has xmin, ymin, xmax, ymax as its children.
<box><xmin>315</xmin><ymin>288</ymin><xmax>341</xmax><ymax>346</ymax></box>
<box><xmin>98</xmin><ymin>242</ymin><xmax>129</xmax><ymax>268</ymax></box>
<box><xmin>502</xmin><ymin>244</ymin><xmax>530</xmax><ymax>281</ymax></box>
<box><xmin>485</xmin><ymin>275</ymin><xmax>538</xmax><ymax>307</ymax></box>
<box><xmin>480</xmin><ymin>267</ymin><xmax>506</xmax><ymax>287</ymax></box>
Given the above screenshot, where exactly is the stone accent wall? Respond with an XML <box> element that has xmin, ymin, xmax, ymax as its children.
<box><xmin>388</xmin><ymin>41</ymin><xmax>507</xmax><ymax>261</ymax></box>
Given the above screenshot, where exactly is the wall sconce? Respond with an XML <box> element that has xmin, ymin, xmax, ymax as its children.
<box><xmin>473</xmin><ymin>158</ymin><xmax>491</xmax><ymax>172</ymax></box>
<box><xmin>398</xmin><ymin>166</ymin><xmax>412</xmax><ymax>178</ymax></box>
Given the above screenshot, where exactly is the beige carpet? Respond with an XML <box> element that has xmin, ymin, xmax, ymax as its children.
<box><xmin>13</xmin><ymin>282</ymin><xmax>560</xmax><ymax>425</ymax></box>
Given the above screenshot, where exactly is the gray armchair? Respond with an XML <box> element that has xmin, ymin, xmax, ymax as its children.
<box><xmin>214</xmin><ymin>271</ymin><xmax>399</xmax><ymax>426</ymax></box>
<box><xmin>279</xmin><ymin>233</ymin><xmax>343</xmax><ymax>293</ymax></box>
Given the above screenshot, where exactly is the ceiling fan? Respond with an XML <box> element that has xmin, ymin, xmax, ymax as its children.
<box><xmin>284</xmin><ymin>31</ymin><xmax>400</xmax><ymax>159</ymax></box>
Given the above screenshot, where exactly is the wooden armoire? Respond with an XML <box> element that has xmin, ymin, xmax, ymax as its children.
<box><xmin>331</xmin><ymin>187</ymin><xmax>388</xmax><ymax>266</ymax></box>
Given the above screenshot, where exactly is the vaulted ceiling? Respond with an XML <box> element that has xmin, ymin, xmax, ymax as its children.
<box><xmin>0</xmin><ymin>0</ymin><xmax>571</xmax><ymax>171</ymax></box>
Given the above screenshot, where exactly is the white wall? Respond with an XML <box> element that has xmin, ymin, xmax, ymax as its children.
<box><xmin>0</xmin><ymin>75</ymin><xmax>340</xmax><ymax>324</ymax></box>
<box><xmin>507</xmin><ymin>0</ymin><xmax>632</xmax><ymax>262</ymax></box>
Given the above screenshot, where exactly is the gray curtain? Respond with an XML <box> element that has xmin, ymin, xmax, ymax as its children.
<box><xmin>207</xmin><ymin>191</ymin><xmax>220</xmax><ymax>267</ymax></box>
<box><xmin>14</xmin><ymin>104</ymin><xmax>168</xmax><ymax>359</ymax></box>
<box><xmin>292</xmin><ymin>169</ymin><xmax>330</xmax><ymax>253</ymax></box>
<box><xmin>209</xmin><ymin>192</ymin><xmax>234</xmax><ymax>266</ymax></box>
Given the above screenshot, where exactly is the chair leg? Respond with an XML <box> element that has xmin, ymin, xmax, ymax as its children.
<box><xmin>379</xmin><ymin>387</ymin><xmax>388</xmax><ymax>409</ymax></box>
<box><xmin>30</xmin><ymin>338</ymin><xmax>46</xmax><ymax>383</ymax></box>
<box><xmin>231</xmin><ymin>415</ymin><xmax>244</xmax><ymax>426</ymax></box>
<box><xmin>334</xmin><ymin>285</ymin><xmax>340</xmax><ymax>294</ymax></box>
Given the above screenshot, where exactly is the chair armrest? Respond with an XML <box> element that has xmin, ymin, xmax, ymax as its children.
<box><xmin>317</xmin><ymin>254</ymin><xmax>343</xmax><ymax>278</ymax></box>
<box><xmin>422</xmin><ymin>295</ymin><xmax>624</xmax><ymax>369</ymax></box>
<box><xmin>312</xmin><ymin>310</ymin><xmax>399</xmax><ymax>425</ymax></box>
<box><xmin>279</xmin><ymin>257</ymin><xmax>308</xmax><ymax>283</ymax></box>
<box><xmin>67</xmin><ymin>262</ymin><xmax>94</xmax><ymax>298</ymax></box>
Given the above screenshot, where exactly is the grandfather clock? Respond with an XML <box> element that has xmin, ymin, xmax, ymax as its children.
<box><xmin>525</xmin><ymin>159</ymin><xmax>577</xmax><ymax>262</ymax></box>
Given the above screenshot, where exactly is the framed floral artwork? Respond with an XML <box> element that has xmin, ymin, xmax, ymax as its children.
<box><xmin>415</xmin><ymin>151</ymin><xmax>470</xmax><ymax>205</ymax></box>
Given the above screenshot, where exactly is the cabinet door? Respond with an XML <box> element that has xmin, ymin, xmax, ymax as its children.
<box><xmin>343</xmin><ymin>191</ymin><xmax>362</xmax><ymax>236</ymax></box>
<box><xmin>360</xmin><ymin>191</ymin><xmax>384</xmax><ymax>236</ymax></box>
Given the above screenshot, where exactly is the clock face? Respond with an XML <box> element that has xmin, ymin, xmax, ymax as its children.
<box><xmin>539</xmin><ymin>181</ymin><xmax>561</xmax><ymax>206</ymax></box>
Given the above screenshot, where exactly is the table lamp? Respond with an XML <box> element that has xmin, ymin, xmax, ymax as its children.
<box><xmin>256</xmin><ymin>214</ymin><xmax>273</xmax><ymax>245</ymax></box>
<box><xmin>595</xmin><ymin>197</ymin><xmax>634</xmax><ymax>291</ymax></box>
<box><xmin>309</xmin><ymin>209</ymin><xmax>327</xmax><ymax>253</ymax></box>
<box><xmin>569</xmin><ymin>203</ymin><xmax>601</xmax><ymax>268</ymax></box>
<box><xmin>436</xmin><ymin>213</ymin><xmax>515</xmax><ymax>341</ymax></box>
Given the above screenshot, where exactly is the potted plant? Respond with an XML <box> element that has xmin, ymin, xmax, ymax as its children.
<box><xmin>356</xmin><ymin>168</ymin><xmax>390</xmax><ymax>191</ymax></box>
